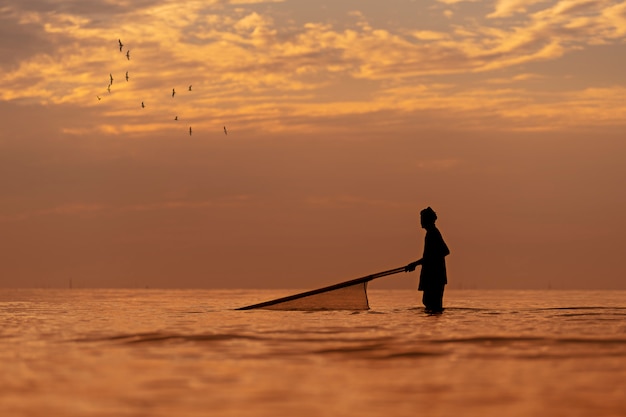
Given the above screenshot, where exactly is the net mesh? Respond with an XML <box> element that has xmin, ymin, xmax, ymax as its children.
<box><xmin>261</xmin><ymin>282</ymin><xmax>369</xmax><ymax>311</ymax></box>
<box><xmin>236</xmin><ymin>266</ymin><xmax>405</xmax><ymax>311</ymax></box>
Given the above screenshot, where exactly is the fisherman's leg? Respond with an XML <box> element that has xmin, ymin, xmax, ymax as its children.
<box><xmin>430</xmin><ymin>285</ymin><xmax>445</xmax><ymax>313</ymax></box>
<box><xmin>422</xmin><ymin>290</ymin><xmax>435</xmax><ymax>312</ymax></box>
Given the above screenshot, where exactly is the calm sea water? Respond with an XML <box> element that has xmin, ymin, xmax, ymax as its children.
<box><xmin>1</xmin><ymin>288</ymin><xmax>625</xmax><ymax>417</ymax></box>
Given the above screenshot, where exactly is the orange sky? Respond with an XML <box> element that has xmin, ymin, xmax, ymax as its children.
<box><xmin>1</xmin><ymin>0</ymin><xmax>625</xmax><ymax>289</ymax></box>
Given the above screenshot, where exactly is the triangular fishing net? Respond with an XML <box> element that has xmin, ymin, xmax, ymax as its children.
<box><xmin>237</xmin><ymin>267</ymin><xmax>405</xmax><ymax>311</ymax></box>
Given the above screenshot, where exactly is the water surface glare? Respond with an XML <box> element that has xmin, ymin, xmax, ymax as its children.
<box><xmin>1</xmin><ymin>289</ymin><xmax>625</xmax><ymax>416</ymax></box>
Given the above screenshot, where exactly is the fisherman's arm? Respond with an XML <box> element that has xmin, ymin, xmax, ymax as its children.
<box><xmin>405</xmin><ymin>259</ymin><xmax>422</xmax><ymax>272</ymax></box>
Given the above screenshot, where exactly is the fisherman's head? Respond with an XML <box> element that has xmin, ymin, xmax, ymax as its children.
<box><xmin>420</xmin><ymin>207</ymin><xmax>437</xmax><ymax>229</ymax></box>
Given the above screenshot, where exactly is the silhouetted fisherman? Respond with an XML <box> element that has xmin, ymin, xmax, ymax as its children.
<box><xmin>405</xmin><ymin>207</ymin><xmax>450</xmax><ymax>314</ymax></box>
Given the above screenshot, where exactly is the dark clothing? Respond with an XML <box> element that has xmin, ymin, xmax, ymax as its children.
<box><xmin>422</xmin><ymin>284</ymin><xmax>445</xmax><ymax>313</ymax></box>
<box><xmin>418</xmin><ymin>225</ymin><xmax>449</xmax><ymax>312</ymax></box>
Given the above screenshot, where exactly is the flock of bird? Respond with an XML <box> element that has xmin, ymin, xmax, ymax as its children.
<box><xmin>97</xmin><ymin>39</ymin><xmax>228</xmax><ymax>137</ymax></box>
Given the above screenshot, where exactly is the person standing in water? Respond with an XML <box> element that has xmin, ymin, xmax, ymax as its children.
<box><xmin>405</xmin><ymin>207</ymin><xmax>450</xmax><ymax>313</ymax></box>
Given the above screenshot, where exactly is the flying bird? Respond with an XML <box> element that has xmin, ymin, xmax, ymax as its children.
<box><xmin>126</xmin><ymin>50</ymin><xmax>130</xmax><ymax>60</ymax></box>
<box><xmin>172</xmin><ymin>88</ymin><xmax>176</xmax><ymax>98</ymax></box>
<box><xmin>125</xmin><ymin>71</ymin><xmax>129</xmax><ymax>82</ymax></box>
<box><xmin>189</xmin><ymin>127</ymin><xmax>192</xmax><ymax>136</ymax></box>
<box><xmin>118</xmin><ymin>39</ymin><xmax>123</xmax><ymax>52</ymax></box>
<box><xmin>97</xmin><ymin>96</ymin><xmax>101</xmax><ymax>101</ymax></box>
<box><xmin>141</xmin><ymin>101</ymin><xmax>145</xmax><ymax>108</ymax></box>
<box><xmin>223</xmin><ymin>126</ymin><xmax>228</xmax><ymax>135</ymax></box>
<box><xmin>107</xmin><ymin>84</ymin><xmax>111</xmax><ymax>93</ymax></box>
<box><xmin>188</xmin><ymin>85</ymin><xmax>192</xmax><ymax>91</ymax></box>
<box><xmin>109</xmin><ymin>73</ymin><xmax>113</xmax><ymax>84</ymax></box>
<box><xmin>174</xmin><ymin>116</ymin><xmax>178</xmax><ymax>121</ymax></box>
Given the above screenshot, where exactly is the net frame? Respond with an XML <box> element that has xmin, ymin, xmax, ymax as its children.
<box><xmin>236</xmin><ymin>266</ymin><xmax>406</xmax><ymax>311</ymax></box>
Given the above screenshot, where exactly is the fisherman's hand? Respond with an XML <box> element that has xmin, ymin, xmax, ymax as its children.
<box><xmin>405</xmin><ymin>262</ymin><xmax>418</xmax><ymax>272</ymax></box>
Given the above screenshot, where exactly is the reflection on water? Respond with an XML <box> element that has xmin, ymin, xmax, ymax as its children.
<box><xmin>1</xmin><ymin>289</ymin><xmax>625</xmax><ymax>417</ymax></box>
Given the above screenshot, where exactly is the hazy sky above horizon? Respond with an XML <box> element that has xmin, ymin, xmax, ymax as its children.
<box><xmin>1</xmin><ymin>0</ymin><xmax>625</xmax><ymax>290</ymax></box>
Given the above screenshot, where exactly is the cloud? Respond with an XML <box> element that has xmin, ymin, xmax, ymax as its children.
<box><xmin>304</xmin><ymin>195</ymin><xmax>407</xmax><ymax>210</ymax></box>
<box><xmin>0</xmin><ymin>202</ymin><xmax>106</xmax><ymax>222</ymax></box>
<box><xmin>1</xmin><ymin>0</ymin><xmax>626</xmax><ymax>135</ymax></box>
<box><xmin>488</xmin><ymin>0</ymin><xmax>549</xmax><ymax>18</ymax></box>
<box><xmin>436</xmin><ymin>0</ymin><xmax>481</xmax><ymax>4</ymax></box>
<box><xmin>411</xmin><ymin>30</ymin><xmax>451</xmax><ymax>41</ymax></box>
<box><xmin>486</xmin><ymin>72</ymin><xmax>545</xmax><ymax>84</ymax></box>
<box><xmin>0</xmin><ymin>195</ymin><xmax>253</xmax><ymax>223</ymax></box>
